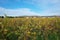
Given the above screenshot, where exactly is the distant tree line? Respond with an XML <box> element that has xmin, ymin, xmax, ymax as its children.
<box><xmin>0</xmin><ymin>16</ymin><xmax>59</xmax><ymax>18</ymax></box>
<box><xmin>0</xmin><ymin>16</ymin><xmax>26</xmax><ymax>18</ymax></box>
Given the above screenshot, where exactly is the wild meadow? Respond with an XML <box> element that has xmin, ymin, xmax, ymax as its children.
<box><xmin>0</xmin><ymin>16</ymin><xmax>60</xmax><ymax>40</ymax></box>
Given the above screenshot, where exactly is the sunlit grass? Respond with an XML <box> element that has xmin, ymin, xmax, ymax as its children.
<box><xmin>0</xmin><ymin>17</ymin><xmax>60</xmax><ymax>40</ymax></box>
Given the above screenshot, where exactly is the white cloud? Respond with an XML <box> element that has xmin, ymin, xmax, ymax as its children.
<box><xmin>0</xmin><ymin>0</ymin><xmax>60</xmax><ymax>16</ymax></box>
<box><xmin>24</xmin><ymin>0</ymin><xmax>60</xmax><ymax>5</ymax></box>
<box><xmin>0</xmin><ymin>7</ymin><xmax>40</xmax><ymax>16</ymax></box>
<box><xmin>40</xmin><ymin>8</ymin><xmax>60</xmax><ymax>16</ymax></box>
<box><xmin>0</xmin><ymin>7</ymin><xmax>60</xmax><ymax>16</ymax></box>
<box><xmin>23</xmin><ymin>0</ymin><xmax>60</xmax><ymax>8</ymax></box>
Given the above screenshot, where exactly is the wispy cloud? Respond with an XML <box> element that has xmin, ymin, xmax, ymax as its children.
<box><xmin>40</xmin><ymin>9</ymin><xmax>60</xmax><ymax>16</ymax></box>
<box><xmin>0</xmin><ymin>7</ymin><xmax>40</xmax><ymax>16</ymax></box>
<box><xmin>23</xmin><ymin>0</ymin><xmax>60</xmax><ymax>16</ymax></box>
<box><xmin>23</xmin><ymin>0</ymin><xmax>60</xmax><ymax>9</ymax></box>
<box><xmin>0</xmin><ymin>7</ymin><xmax>60</xmax><ymax>16</ymax></box>
<box><xmin>0</xmin><ymin>0</ymin><xmax>60</xmax><ymax>16</ymax></box>
<box><xmin>24</xmin><ymin>0</ymin><xmax>60</xmax><ymax>5</ymax></box>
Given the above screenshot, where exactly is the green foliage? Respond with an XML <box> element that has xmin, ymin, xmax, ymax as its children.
<box><xmin>0</xmin><ymin>17</ymin><xmax>60</xmax><ymax>40</ymax></box>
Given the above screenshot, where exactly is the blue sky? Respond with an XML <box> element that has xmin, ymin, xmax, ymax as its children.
<box><xmin>0</xmin><ymin>0</ymin><xmax>60</xmax><ymax>16</ymax></box>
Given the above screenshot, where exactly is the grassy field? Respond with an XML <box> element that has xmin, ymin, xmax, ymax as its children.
<box><xmin>0</xmin><ymin>17</ymin><xmax>60</xmax><ymax>40</ymax></box>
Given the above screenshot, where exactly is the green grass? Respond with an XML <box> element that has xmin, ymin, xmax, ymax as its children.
<box><xmin>0</xmin><ymin>17</ymin><xmax>60</xmax><ymax>40</ymax></box>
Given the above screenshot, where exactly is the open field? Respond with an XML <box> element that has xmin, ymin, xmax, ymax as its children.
<box><xmin>0</xmin><ymin>17</ymin><xmax>60</xmax><ymax>40</ymax></box>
